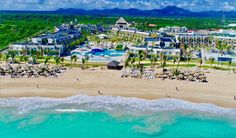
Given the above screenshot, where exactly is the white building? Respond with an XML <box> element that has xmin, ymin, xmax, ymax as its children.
<box><xmin>228</xmin><ymin>23</ymin><xmax>236</xmax><ymax>27</ymax></box>
<box><xmin>114</xmin><ymin>17</ymin><xmax>130</xmax><ymax>29</ymax></box>
<box><xmin>145</xmin><ymin>37</ymin><xmax>176</xmax><ymax>48</ymax></box>
<box><xmin>211</xmin><ymin>29</ymin><xmax>236</xmax><ymax>50</ymax></box>
<box><xmin>159</xmin><ymin>26</ymin><xmax>187</xmax><ymax>34</ymax></box>
<box><xmin>130</xmin><ymin>46</ymin><xmax>180</xmax><ymax>56</ymax></box>
<box><xmin>176</xmin><ymin>32</ymin><xmax>210</xmax><ymax>46</ymax></box>
<box><xmin>9</xmin><ymin>43</ymin><xmax>65</xmax><ymax>56</ymax></box>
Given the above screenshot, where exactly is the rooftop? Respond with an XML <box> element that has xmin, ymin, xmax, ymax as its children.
<box><xmin>116</xmin><ymin>17</ymin><xmax>128</xmax><ymax>24</ymax></box>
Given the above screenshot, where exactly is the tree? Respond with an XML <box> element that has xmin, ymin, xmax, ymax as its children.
<box><xmin>124</xmin><ymin>57</ymin><xmax>131</xmax><ymax>68</ymax></box>
<box><xmin>228</xmin><ymin>60</ymin><xmax>232</xmax><ymax>69</ymax></box>
<box><xmin>0</xmin><ymin>53</ymin><xmax>3</xmax><ymax>62</ymax></box>
<box><xmin>23</xmin><ymin>56</ymin><xmax>29</xmax><ymax>63</ymax></box>
<box><xmin>70</xmin><ymin>55</ymin><xmax>77</xmax><ymax>65</ymax></box>
<box><xmin>187</xmin><ymin>52</ymin><xmax>192</xmax><ymax>65</ymax></box>
<box><xmin>5</xmin><ymin>53</ymin><xmax>10</xmax><ymax>62</ymax></box>
<box><xmin>82</xmin><ymin>56</ymin><xmax>89</xmax><ymax>68</ymax></box>
<box><xmin>160</xmin><ymin>52</ymin><xmax>167</xmax><ymax>71</ymax></box>
<box><xmin>32</xmin><ymin>55</ymin><xmax>38</xmax><ymax>64</ymax></box>
<box><xmin>137</xmin><ymin>50</ymin><xmax>144</xmax><ymax>67</ymax></box>
<box><xmin>183</xmin><ymin>44</ymin><xmax>191</xmax><ymax>64</ymax></box>
<box><xmin>173</xmin><ymin>56</ymin><xmax>177</xmax><ymax>64</ymax></box>
<box><xmin>82</xmin><ymin>58</ymin><xmax>86</xmax><ymax>67</ymax></box>
<box><xmin>216</xmin><ymin>40</ymin><xmax>224</xmax><ymax>66</ymax></box>
<box><xmin>130</xmin><ymin>57</ymin><xmax>136</xmax><ymax>68</ymax></box>
<box><xmin>44</xmin><ymin>57</ymin><xmax>51</xmax><ymax>65</ymax></box>
<box><xmin>54</xmin><ymin>56</ymin><xmax>61</xmax><ymax>66</ymax></box>
<box><xmin>149</xmin><ymin>54</ymin><xmax>158</xmax><ymax>70</ymax></box>
<box><xmin>209</xmin><ymin>57</ymin><xmax>215</xmax><ymax>67</ymax></box>
<box><xmin>8</xmin><ymin>50</ymin><xmax>17</xmax><ymax>63</ymax></box>
<box><xmin>20</xmin><ymin>55</ymin><xmax>25</xmax><ymax>62</ymax></box>
<box><xmin>60</xmin><ymin>57</ymin><xmax>65</xmax><ymax>65</ymax></box>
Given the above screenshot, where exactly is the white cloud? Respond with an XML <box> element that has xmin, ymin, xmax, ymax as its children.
<box><xmin>0</xmin><ymin>0</ymin><xmax>235</xmax><ymax>11</ymax></box>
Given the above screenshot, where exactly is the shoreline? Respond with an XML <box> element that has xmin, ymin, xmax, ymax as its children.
<box><xmin>0</xmin><ymin>68</ymin><xmax>236</xmax><ymax>108</ymax></box>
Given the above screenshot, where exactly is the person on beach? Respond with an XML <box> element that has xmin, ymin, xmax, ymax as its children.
<box><xmin>98</xmin><ymin>90</ymin><xmax>102</xmax><ymax>95</ymax></box>
<box><xmin>36</xmin><ymin>85</ymin><xmax>39</xmax><ymax>88</ymax></box>
<box><xmin>176</xmin><ymin>87</ymin><xmax>179</xmax><ymax>91</ymax></box>
<box><xmin>234</xmin><ymin>96</ymin><xmax>236</xmax><ymax>101</ymax></box>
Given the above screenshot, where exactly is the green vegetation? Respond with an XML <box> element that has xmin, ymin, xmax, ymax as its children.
<box><xmin>0</xmin><ymin>13</ymin><xmax>232</xmax><ymax>50</ymax></box>
<box><xmin>115</xmin><ymin>44</ymin><xmax>124</xmax><ymax>51</ymax></box>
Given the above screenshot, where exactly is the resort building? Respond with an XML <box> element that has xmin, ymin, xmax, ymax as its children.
<box><xmin>176</xmin><ymin>32</ymin><xmax>210</xmax><ymax>46</ymax></box>
<box><xmin>32</xmin><ymin>29</ymin><xmax>81</xmax><ymax>45</ymax></box>
<box><xmin>9</xmin><ymin>25</ymin><xmax>81</xmax><ymax>56</ymax></box>
<box><xmin>144</xmin><ymin>36</ymin><xmax>177</xmax><ymax>48</ymax></box>
<box><xmin>159</xmin><ymin>26</ymin><xmax>187</xmax><ymax>34</ymax></box>
<box><xmin>9</xmin><ymin>43</ymin><xmax>65</xmax><ymax>56</ymax></box>
<box><xmin>202</xmin><ymin>49</ymin><xmax>236</xmax><ymax>63</ymax></box>
<box><xmin>130</xmin><ymin>46</ymin><xmax>180</xmax><ymax>56</ymax></box>
<box><xmin>228</xmin><ymin>23</ymin><xmax>236</xmax><ymax>27</ymax></box>
<box><xmin>114</xmin><ymin>17</ymin><xmax>130</xmax><ymax>29</ymax></box>
<box><xmin>130</xmin><ymin>35</ymin><xmax>180</xmax><ymax>56</ymax></box>
<box><xmin>212</xmin><ymin>35</ymin><xmax>236</xmax><ymax>49</ymax></box>
<box><xmin>211</xmin><ymin>29</ymin><xmax>236</xmax><ymax>50</ymax></box>
<box><xmin>79</xmin><ymin>24</ymin><xmax>111</xmax><ymax>34</ymax></box>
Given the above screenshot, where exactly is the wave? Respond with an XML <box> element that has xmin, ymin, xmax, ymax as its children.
<box><xmin>0</xmin><ymin>95</ymin><xmax>236</xmax><ymax>118</ymax></box>
<box><xmin>55</xmin><ymin>109</ymin><xmax>87</xmax><ymax>113</ymax></box>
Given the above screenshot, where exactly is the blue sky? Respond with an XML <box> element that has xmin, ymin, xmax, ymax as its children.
<box><xmin>0</xmin><ymin>0</ymin><xmax>235</xmax><ymax>11</ymax></box>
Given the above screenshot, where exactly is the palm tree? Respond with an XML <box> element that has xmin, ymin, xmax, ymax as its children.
<box><xmin>137</xmin><ymin>50</ymin><xmax>145</xmax><ymax>74</ymax></box>
<box><xmin>21</xmin><ymin>48</ymin><xmax>27</xmax><ymax>56</ymax></box>
<box><xmin>23</xmin><ymin>56</ymin><xmax>29</xmax><ymax>63</ymax></box>
<box><xmin>70</xmin><ymin>55</ymin><xmax>77</xmax><ymax>65</ymax></box>
<box><xmin>177</xmin><ymin>55</ymin><xmax>181</xmax><ymax>69</ymax></box>
<box><xmin>82</xmin><ymin>58</ymin><xmax>86</xmax><ymax>67</ymax></box>
<box><xmin>183</xmin><ymin>44</ymin><xmax>190</xmax><ymax>64</ymax></box>
<box><xmin>60</xmin><ymin>57</ymin><xmax>65</xmax><ymax>66</ymax></box>
<box><xmin>209</xmin><ymin>57</ymin><xmax>215</xmax><ymax>67</ymax></box>
<box><xmin>82</xmin><ymin>56</ymin><xmax>89</xmax><ymax>68</ymax></box>
<box><xmin>32</xmin><ymin>55</ymin><xmax>37</xmax><ymax>64</ymax></box>
<box><xmin>173</xmin><ymin>55</ymin><xmax>177</xmax><ymax>65</ymax></box>
<box><xmin>20</xmin><ymin>55</ymin><xmax>25</xmax><ymax>62</ymax></box>
<box><xmin>216</xmin><ymin>40</ymin><xmax>224</xmax><ymax>66</ymax></box>
<box><xmin>137</xmin><ymin>50</ymin><xmax>144</xmax><ymax>67</ymax></box>
<box><xmin>54</xmin><ymin>56</ymin><xmax>61</xmax><ymax>66</ymax></box>
<box><xmin>187</xmin><ymin>52</ymin><xmax>192</xmax><ymax>65</ymax></box>
<box><xmin>44</xmin><ymin>57</ymin><xmax>51</xmax><ymax>65</ymax></box>
<box><xmin>149</xmin><ymin>54</ymin><xmax>158</xmax><ymax>70</ymax></box>
<box><xmin>0</xmin><ymin>53</ymin><xmax>3</xmax><ymax>62</ymax></box>
<box><xmin>130</xmin><ymin>57</ymin><xmax>136</xmax><ymax>69</ymax></box>
<box><xmin>160</xmin><ymin>52</ymin><xmax>167</xmax><ymax>71</ymax></box>
<box><xmin>9</xmin><ymin>51</ymin><xmax>16</xmax><ymax>63</ymax></box>
<box><xmin>228</xmin><ymin>60</ymin><xmax>232</xmax><ymax>69</ymax></box>
<box><xmin>124</xmin><ymin>57</ymin><xmax>131</xmax><ymax>68</ymax></box>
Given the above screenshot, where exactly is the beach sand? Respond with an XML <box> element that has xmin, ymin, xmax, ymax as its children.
<box><xmin>0</xmin><ymin>68</ymin><xmax>236</xmax><ymax>108</ymax></box>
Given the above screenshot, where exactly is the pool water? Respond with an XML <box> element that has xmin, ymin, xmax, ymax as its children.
<box><xmin>87</xmin><ymin>49</ymin><xmax>125</xmax><ymax>57</ymax></box>
<box><xmin>71</xmin><ymin>49</ymin><xmax>125</xmax><ymax>57</ymax></box>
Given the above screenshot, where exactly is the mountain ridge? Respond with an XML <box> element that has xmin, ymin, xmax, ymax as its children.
<box><xmin>1</xmin><ymin>6</ymin><xmax>236</xmax><ymax>18</ymax></box>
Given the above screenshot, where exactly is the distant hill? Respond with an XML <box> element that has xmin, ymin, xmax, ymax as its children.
<box><xmin>1</xmin><ymin>6</ymin><xmax>236</xmax><ymax>18</ymax></box>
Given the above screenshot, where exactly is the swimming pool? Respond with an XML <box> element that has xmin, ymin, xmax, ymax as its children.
<box><xmin>70</xmin><ymin>49</ymin><xmax>126</xmax><ymax>62</ymax></box>
<box><xmin>71</xmin><ymin>49</ymin><xmax>126</xmax><ymax>57</ymax></box>
<box><xmin>86</xmin><ymin>49</ymin><xmax>125</xmax><ymax>57</ymax></box>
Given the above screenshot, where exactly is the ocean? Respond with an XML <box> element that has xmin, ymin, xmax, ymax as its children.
<box><xmin>0</xmin><ymin>95</ymin><xmax>236</xmax><ymax>138</ymax></box>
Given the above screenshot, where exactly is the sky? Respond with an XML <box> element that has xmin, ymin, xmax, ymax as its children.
<box><xmin>0</xmin><ymin>0</ymin><xmax>235</xmax><ymax>11</ymax></box>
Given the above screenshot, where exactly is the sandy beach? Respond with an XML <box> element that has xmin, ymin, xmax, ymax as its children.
<box><xmin>0</xmin><ymin>67</ymin><xmax>236</xmax><ymax>108</ymax></box>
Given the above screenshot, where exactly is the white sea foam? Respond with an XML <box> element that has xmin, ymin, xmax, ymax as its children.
<box><xmin>55</xmin><ymin>109</ymin><xmax>87</xmax><ymax>113</ymax></box>
<box><xmin>0</xmin><ymin>95</ymin><xmax>236</xmax><ymax>118</ymax></box>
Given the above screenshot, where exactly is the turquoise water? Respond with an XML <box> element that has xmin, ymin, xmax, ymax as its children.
<box><xmin>0</xmin><ymin>95</ymin><xmax>236</xmax><ymax>138</ymax></box>
<box><xmin>87</xmin><ymin>49</ymin><xmax>125</xmax><ymax>57</ymax></box>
